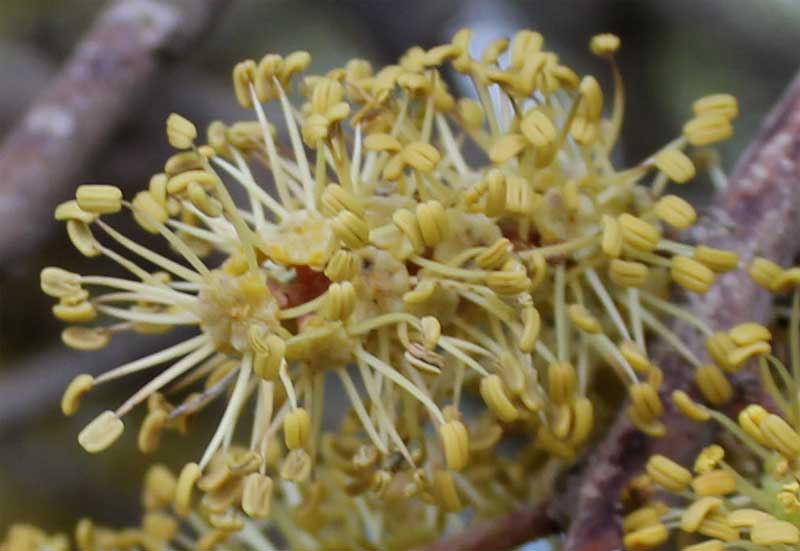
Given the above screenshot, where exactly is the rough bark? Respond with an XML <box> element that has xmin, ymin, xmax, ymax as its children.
<box><xmin>0</xmin><ymin>0</ymin><xmax>230</xmax><ymax>264</ymax></box>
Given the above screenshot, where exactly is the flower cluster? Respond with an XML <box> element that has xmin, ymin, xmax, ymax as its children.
<box><xmin>624</xmin><ymin>261</ymin><xmax>800</xmax><ymax>550</ymax></box>
<box><xmin>21</xmin><ymin>26</ymin><xmax>742</xmax><ymax>549</ymax></box>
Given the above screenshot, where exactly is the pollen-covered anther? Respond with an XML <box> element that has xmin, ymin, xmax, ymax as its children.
<box><xmin>75</xmin><ymin>184</ymin><xmax>123</xmax><ymax>215</ymax></box>
<box><xmin>324</xmin><ymin>250</ymin><xmax>361</xmax><ymax>282</ymax></box>
<box><xmin>174</xmin><ymin>462</ymin><xmax>202</xmax><ymax>517</ymax></box>
<box><xmin>138</xmin><ymin>408</ymin><xmax>168</xmax><ymax>454</ymax></box>
<box><xmin>653</xmin><ymin>195</ymin><xmax>696</xmax><ymax>229</ymax></box>
<box><xmin>232</xmin><ymin>59</ymin><xmax>257</xmax><ymax>108</ymax></box>
<box><xmin>281</xmin><ymin>449</ymin><xmax>312</xmax><ymax>482</ymax></box>
<box><xmin>324</xmin><ymin>281</ymin><xmax>356</xmax><ymax>321</ymax></box>
<box><xmin>41</xmin><ymin>267</ymin><xmax>82</xmax><ymax>298</ymax></box>
<box><xmin>433</xmin><ymin>470</ymin><xmax>462</xmax><ymax>513</ymax></box>
<box><xmin>401</xmin><ymin>142</ymin><xmax>441</xmax><ymax>173</ymax></box>
<box><xmin>726</xmin><ymin>340</ymin><xmax>771</xmax><ymax>370</ymax></box>
<box><xmin>609</xmin><ymin>259</ymin><xmax>649</xmax><ymax>288</ymax></box>
<box><xmin>589</xmin><ymin>33</ymin><xmax>621</xmax><ymax>57</ymax></box>
<box><xmin>622</xmin><ymin>523</ymin><xmax>669</xmax><ymax>551</ymax></box>
<box><xmin>420</xmin><ymin>316</ymin><xmax>441</xmax><ymax>350</ymax></box>
<box><xmin>684</xmin><ymin>113</ymin><xmax>733</xmax><ymax>147</ymax></box>
<box><xmin>519</xmin><ymin>304</ymin><xmax>541</xmax><ymax>353</ymax></box>
<box><xmin>619</xmin><ymin>214</ymin><xmax>661</xmax><ymax>252</ymax></box>
<box><xmin>601</xmin><ymin>214</ymin><xmax>623</xmax><ymax>257</ymax></box>
<box><xmin>479</xmin><ymin>375</ymin><xmax>520</xmax><ymax>423</ymax></box>
<box><xmin>284</xmin><ymin>408</ymin><xmax>312</xmax><ymax>450</ymax></box>
<box><xmin>520</xmin><ymin>109</ymin><xmax>557</xmax><ymax>148</ymax></box>
<box><xmin>548</xmin><ymin>362</ymin><xmax>577</xmax><ymax>405</ymax></box>
<box><xmin>439</xmin><ymin>420</ymin><xmax>469</xmax><ymax>471</ymax></box>
<box><xmin>52</xmin><ymin>294</ymin><xmax>92</xmax><ymax>323</ymax></box>
<box><xmin>671</xmin><ymin>255</ymin><xmax>715</xmax><ymax>293</ymax></box>
<box><xmin>695</xmin><ymin>364</ymin><xmax>732</xmax><ymax>406</ymax></box>
<box><xmin>568</xmin><ymin>303</ymin><xmax>602</xmax><ymax>334</ymax></box>
<box><xmin>759</xmin><ymin>414</ymin><xmax>800</xmax><ymax>458</ymax></box>
<box><xmin>693</xmin><ymin>94</ymin><xmax>739</xmax><ymax>121</ymax></box>
<box><xmin>629</xmin><ymin>382</ymin><xmax>664</xmax><ymax>423</ymax></box>
<box><xmin>78</xmin><ymin>410</ymin><xmax>124</xmax><ymax>453</ymax></box>
<box><xmin>748</xmin><ymin>257</ymin><xmax>785</xmax><ymax>291</ymax></box>
<box><xmin>681</xmin><ymin>497</ymin><xmax>722</xmax><ymax>533</ymax></box>
<box><xmin>619</xmin><ymin>341</ymin><xmax>651</xmax><ymax>373</ymax></box>
<box><xmin>54</xmin><ymin>199</ymin><xmax>97</xmax><ymax>223</ymax></box>
<box><xmin>321</xmin><ymin>184</ymin><xmax>364</xmax><ymax>217</ymax></box>
<box><xmin>694</xmin><ymin>246</ymin><xmax>739</xmax><ymax>273</ymax></box>
<box><xmin>131</xmin><ymin>191</ymin><xmax>169</xmax><ymax>233</ymax></box>
<box><xmin>485</xmin><ymin>266</ymin><xmax>531</xmax><ymax>295</ymax></box>
<box><xmin>242</xmin><ymin>473</ymin><xmax>273</xmax><ymax>518</ymax></box>
<box><xmin>476</xmin><ymin>238</ymin><xmax>512</xmax><ymax>270</ymax></box>
<box><xmin>249</xmin><ymin>326</ymin><xmax>286</xmax><ymax>381</ymax></box>
<box><xmin>646</xmin><ymin>454</ymin><xmax>692</xmax><ymax>492</ymax></box>
<box><xmin>166</xmin><ymin>113</ymin><xmax>198</xmax><ymax>150</ymax></box>
<box><xmin>751</xmin><ymin>519</ymin><xmax>800</xmax><ymax>546</ymax></box>
<box><xmin>653</xmin><ymin>149</ymin><xmax>695</xmax><ymax>183</ymax></box>
<box><xmin>332</xmin><ymin>210</ymin><xmax>370</xmax><ymax>249</ymax></box>
<box><xmin>62</xmin><ymin>326</ymin><xmax>111</xmax><ymax>351</ymax></box>
<box><xmin>737</xmin><ymin>404</ymin><xmax>769</xmax><ymax>445</ymax></box>
<box><xmin>61</xmin><ymin>374</ymin><xmax>94</xmax><ymax>416</ymax></box>
<box><xmin>729</xmin><ymin>323</ymin><xmax>771</xmax><ymax>346</ymax></box>
<box><xmin>416</xmin><ymin>200</ymin><xmax>449</xmax><ymax>247</ymax></box>
<box><xmin>672</xmin><ymin>390</ymin><xmax>710</xmax><ymax>421</ymax></box>
<box><xmin>691</xmin><ymin>470</ymin><xmax>736</xmax><ymax>496</ymax></box>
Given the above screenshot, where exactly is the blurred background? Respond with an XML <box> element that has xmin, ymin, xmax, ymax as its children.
<box><xmin>0</xmin><ymin>0</ymin><xmax>798</xmax><ymax>536</ymax></box>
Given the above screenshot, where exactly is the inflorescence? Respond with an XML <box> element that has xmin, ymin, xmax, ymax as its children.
<box><xmin>4</xmin><ymin>27</ymin><xmax>754</xmax><ymax>551</ymax></box>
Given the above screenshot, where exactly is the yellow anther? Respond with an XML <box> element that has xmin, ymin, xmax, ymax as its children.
<box><xmin>694</xmin><ymin>246</ymin><xmax>739</xmax><ymax>273</ymax></box>
<box><xmin>324</xmin><ymin>281</ymin><xmax>356</xmax><ymax>321</ymax></box>
<box><xmin>41</xmin><ymin>267</ymin><xmax>82</xmax><ymax>298</ymax></box>
<box><xmin>629</xmin><ymin>382</ymin><xmax>664</xmax><ymax>422</ymax></box>
<box><xmin>681</xmin><ymin>496</ymin><xmax>722</xmax><ymax>532</ymax></box>
<box><xmin>520</xmin><ymin>109</ymin><xmax>556</xmax><ymax>148</ymax></box>
<box><xmin>392</xmin><ymin>208</ymin><xmax>424</xmax><ymax>252</ymax></box>
<box><xmin>166</xmin><ymin>169</ymin><xmax>215</xmax><ymax>196</ymax></box>
<box><xmin>188</xmin><ymin>182</ymin><xmax>222</xmax><ymax>218</ymax></box>
<box><xmin>751</xmin><ymin>519</ymin><xmax>800</xmax><ymax>546</ymax></box>
<box><xmin>321</xmin><ymin>184</ymin><xmax>364</xmax><ymax>218</ymax></box>
<box><xmin>75</xmin><ymin>184</ymin><xmax>122</xmax><ymax>215</ymax></box>
<box><xmin>54</xmin><ymin>199</ymin><xmax>97</xmax><ymax>224</ymax></box>
<box><xmin>672</xmin><ymin>390</ymin><xmax>711</xmax><ymax>421</ymax></box>
<box><xmin>509</xmin><ymin>29</ymin><xmax>543</xmax><ymax>69</ymax></box>
<box><xmin>694</xmin><ymin>445</ymin><xmax>725</xmax><ymax>474</ymax></box>
<box><xmin>569</xmin><ymin>396</ymin><xmax>594</xmax><ymax>446</ymax></box>
<box><xmin>619</xmin><ymin>341</ymin><xmax>651</xmax><ymax>373</ymax></box>
<box><xmin>53</xmin><ymin>298</ymin><xmax>96</xmax><ymax>323</ymax></box>
<box><xmin>774</xmin><ymin>267</ymin><xmax>800</xmax><ymax>291</ymax></box>
<box><xmin>164</xmin><ymin>151</ymin><xmax>203</xmax><ymax>176</ymax></box>
<box><xmin>280</xmin><ymin>449</ymin><xmax>312</xmax><ymax>483</ymax></box>
<box><xmin>332</xmin><ymin>210</ymin><xmax>370</xmax><ymax>249</ymax></box>
<box><xmin>729</xmin><ymin>323</ymin><xmax>771</xmax><ymax>346</ymax></box>
<box><xmin>433</xmin><ymin>470</ymin><xmax>462</xmax><ymax>513</ymax></box>
<box><xmin>132</xmin><ymin>191</ymin><xmax>169</xmax><ymax>234</ymax></box>
<box><xmin>654</xmin><ymin>149</ymin><xmax>695</xmax><ymax>183</ymax></box>
<box><xmin>623</xmin><ymin>523</ymin><xmax>668</xmax><ymax>551</ymax></box>
<box><xmin>693</xmin><ymin>94</ymin><xmax>738</xmax><ymax>120</ymax></box>
<box><xmin>476</xmin><ymin>238</ymin><xmax>512</xmax><ymax>270</ymax></box>
<box><xmin>232</xmin><ymin>59</ymin><xmax>257</xmax><ymax>107</ymax></box>
<box><xmin>66</xmin><ymin>219</ymin><xmax>101</xmax><ymax>257</ymax></box>
<box><xmin>691</xmin><ymin>469</ymin><xmax>736</xmax><ymax>496</ymax></box>
<box><xmin>483</xmin><ymin>169</ymin><xmax>507</xmax><ymax>217</ymax></box>
<box><xmin>439</xmin><ymin>420</ymin><xmax>469</xmax><ymax>471</ymax></box>
<box><xmin>548</xmin><ymin>362</ymin><xmax>576</xmax><ymax>405</ymax></box>
<box><xmin>249</xmin><ymin>327</ymin><xmax>285</xmax><ymax>381</ymax></box>
<box><xmin>495</xmin><ymin>352</ymin><xmax>525</xmax><ymax>396</ymax></box>
<box><xmin>78</xmin><ymin>410</ymin><xmax>124</xmax><ymax>454</ymax></box>
<box><xmin>166</xmin><ymin>113</ymin><xmax>197</xmax><ymax>150</ymax></box>
<box><xmin>488</xmin><ymin>133</ymin><xmax>528</xmax><ymax>163</ymax></box>
<box><xmin>654</xmin><ymin>194</ymin><xmax>696</xmax><ymax>229</ymax></box>
<box><xmin>504</xmin><ymin>175</ymin><xmax>537</xmax><ymax>215</ymax></box>
<box><xmin>590</xmin><ymin>33</ymin><xmax>621</xmax><ymax>57</ymax></box>
<box><xmin>138</xmin><ymin>408</ymin><xmax>167</xmax><ymax>454</ymax></box>
<box><xmin>609</xmin><ymin>259</ymin><xmax>649</xmax><ymax>288</ymax></box>
<box><xmin>578</xmin><ymin>75</ymin><xmax>604</xmax><ymax>120</ymax></box>
<box><xmin>402</xmin><ymin>142</ymin><xmax>441</xmax><ymax>173</ymax></box>
<box><xmin>241</xmin><ymin>473</ymin><xmax>273</xmax><ymax>519</ymax></box>
<box><xmin>485</xmin><ymin>268</ymin><xmax>531</xmax><ymax>295</ymax></box>
<box><xmin>619</xmin><ymin>214</ymin><xmax>661</xmax><ymax>252</ymax></box>
<box><xmin>364</xmin><ymin>132</ymin><xmax>402</xmax><ymax>153</ymax></box>
<box><xmin>646</xmin><ymin>454</ymin><xmax>692</xmax><ymax>492</ymax></box>
<box><xmin>324</xmin><ymin>250</ymin><xmax>361</xmax><ymax>282</ymax></box>
<box><xmin>623</xmin><ymin>505</ymin><xmax>665</xmax><ymax>533</ymax></box>
<box><xmin>683</xmin><ymin>114</ymin><xmax>733</xmax><ymax>147</ymax></box>
<box><xmin>601</xmin><ymin>214</ymin><xmax>623</xmax><ymax>257</ymax></box>
<box><xmin>728</xmin><ymin>509</ymin><xmax>773</xmax><ymax>529</ymax></box>
<box><xmin>553</xmin><ymin>64</ymin><xmax>580</xmax><ymax>89</ymax></box>
<box><xmin>284</xmin><ymin>408</ymin><xmax>312</xmax><ymax>450</ymax></box>
<box><xmin>760</xmin><ymin>414</ymin><xmax>800</xmax><ymax>458</ymax></box>
<box><xmin>519</xmin><ymin>304</ymin><xmax>541</xmax><ymax>353</ymax></box>
<box><xmin>479</xmin><ymin>375</ymin><xmax>520</xmax><ymax>423</ymax></box>
<box><xmin>570</xmin><ymin>116</ymin><xmax>598</xmax><ymax>145</ymax></box>
<box><xmin>142</xmin><ymin>512</ymin><xmax>178</xmax><ymax>541</ymax></box>
<box><xmin>568</xmin><ymin>303</ymin><xmax>602</xmax><ymax>334</ymax></box>
<box><xmin>749</xmin><ymin>257</ymin><xmax>785</xmax><ymax>291</ymax></box>
<box><xmin>705</xmin><ymin>331</ymin><xmax>736</xmax><ymax>371</ymax></box>
<box><xmin>695</xmin><ymin>364</ymin><xmax>732</xmax><ymax>406</ymax></box>
<box><xmin>671</xmin><ymin>255</ymin><xmax>715</xmax><ymax>293</ymax></box>
<box><xmin>727</xmin><ymin>341</ymin><xmax>771</xmax><ymax>370</ymax></box>
<box><xmin>738</xmin><ymin>404</ymin><xmax>769</xmax><ymax>446</ymax></box>
<box><xmin>62</xmin><ymin>326</ymin><xmax>110</xmax><ymax>351</ymax></box>
<box><xmin>421</xmin><ymin>316</ymin><xmax>441</xmax><ymax>350</ymax></box>
<box><xmin>174</xmin><ymin>462</ymin><xmax>201</xmax><ymax>517</ymax></box>
<box><xmin>416</xmin><ymin>200</ymin><xmax>449</xmax><ymax>247</ymax></box>
<box><xmin>61</xmin><ymin>374</ymin><xmax>94</xmax><ymax>416</ymax></box>
<box><xmin>527</xmin><ymin>250</ymin><xmax>548</xmax><ymax>290</ymax></box>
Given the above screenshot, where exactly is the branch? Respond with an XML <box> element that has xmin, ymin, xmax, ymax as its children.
<box><xmin>562</xmin><ymin>69</ymin><xmax>800</xmax><ymax>551</ymax></box>
<box><xmin>0</xmin><ymin>0</ymin><xmax>231</xmax><ymax>265</ymax></box>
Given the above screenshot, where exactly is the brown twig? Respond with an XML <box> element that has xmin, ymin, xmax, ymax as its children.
<box><xmin>0</xmin><ymin>0</ymin><xmax>230</xmax><ymax>265</ymax></box>
<box><xmin>561</xmin><ymin>69</ymin><xmax>800</xmax><ymax>551</ymax></box>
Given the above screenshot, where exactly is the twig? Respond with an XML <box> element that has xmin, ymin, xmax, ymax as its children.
<box><xmin>0</xmin><ymin>0</ymin><xmax>230</xmax><ymax>265</ymax></box>
<box><xmin>415</xmin><ymin>505</ymin><xmax>559</xmax><ymax>551</ymax></box>
<box><xmin>562</xmin><ymin>69</ymin><xmax>800</xmax><ymax>551</ymax></box>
